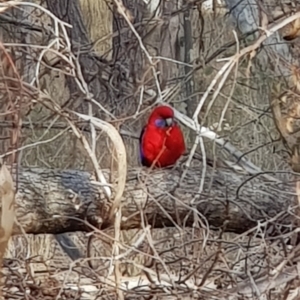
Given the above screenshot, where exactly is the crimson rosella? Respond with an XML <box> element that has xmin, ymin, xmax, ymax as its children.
<box><xmin>140</xmin><ymin>105</ymin><xmax>186</xmax><ymax>167</ymax></box>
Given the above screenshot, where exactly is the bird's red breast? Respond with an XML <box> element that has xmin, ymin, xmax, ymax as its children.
<box><xmin>140</xmin><ymin>106</ymin><xmax>186</xmax><ymax>167</ymax></box>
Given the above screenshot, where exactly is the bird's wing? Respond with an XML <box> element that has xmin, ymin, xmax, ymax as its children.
<box><xmin>140</xmin><ymin>125</ymin><xmax>165</xmax><ymax>166</ymax></box>
<box><xmin>139</xmin><ymin>126</ymin><xmax>146</xmax><ymax>157</ymax></box>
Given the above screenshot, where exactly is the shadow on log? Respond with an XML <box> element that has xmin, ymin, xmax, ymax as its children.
<box><xmin>12</xmin><ymin>159</ymin><xmax>297</xmax><ymax>235</ymax></box>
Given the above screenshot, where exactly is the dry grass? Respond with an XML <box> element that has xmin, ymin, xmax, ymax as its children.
<box><xmin>3</xmin><ymin>228</ymin><xmax>300</xmax><ymax>299</ymax></box>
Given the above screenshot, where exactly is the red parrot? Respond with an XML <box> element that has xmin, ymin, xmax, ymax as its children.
<box><xmin>140</xmin><ymin>105</ymin><xmax>186</xmax><ymax>168</ymax></box>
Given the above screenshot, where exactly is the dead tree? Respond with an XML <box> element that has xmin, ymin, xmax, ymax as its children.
<box><xmin>13</xmin><ymin>159</ymin><xmax>297</xmax><ymax>236</ymax></box>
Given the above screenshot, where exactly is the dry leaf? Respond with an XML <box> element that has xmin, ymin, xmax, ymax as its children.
<box><xmin>282</xmin><ymin>18</ymin><xmax>300</xmax><ymax>41</ymax></box>
<box><xmin>0</xmin><ymin>160</ymin><xmax>15</xmax><ymax>297</ymax></box>
<box><xmin>0</xmin><ymin>160</ymin><xmax>15</xmax><ymax>255</ymax></box>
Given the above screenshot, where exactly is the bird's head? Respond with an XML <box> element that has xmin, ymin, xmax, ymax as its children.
<box><xmin>148</xmin><ymin>106</ymin><xmax>175</xmax><ymax>129</ymax></box>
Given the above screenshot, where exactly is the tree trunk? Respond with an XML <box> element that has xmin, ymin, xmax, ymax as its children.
<box><xmin>224</xmin><ymin>0</ymin><xmax>292</xmax><ymax>76</ymax></box>
<box><xmin>45</xmin><ymin>0</ymin><xmax>109</xmax><ymax>113</ymax></box>
<box><xmin>12</xmin><ymin>159</ymin><xmax>295</xmax><ymax>236</ymax></box>
<box><xmin>224</xmin><ymin>0</ymin><xmax>300</xmax><ymax>173</ymax></box>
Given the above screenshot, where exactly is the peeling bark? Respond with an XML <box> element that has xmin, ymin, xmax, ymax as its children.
<box><xmin>12</xmin><ymin>160</ymin><xmax>296</xmax><ymax>235</ymax></box>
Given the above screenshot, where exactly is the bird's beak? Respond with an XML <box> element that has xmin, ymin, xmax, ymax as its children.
<box><xmin>165</xmin><ymin>118</ymin><xmax>173</xmax><ymax>127</ymax></box>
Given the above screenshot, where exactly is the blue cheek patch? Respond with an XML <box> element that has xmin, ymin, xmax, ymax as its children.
<box><xmin>154</xmin><ymin>119</ymin><xmax>166</xmax><ymax>128</ymax></box>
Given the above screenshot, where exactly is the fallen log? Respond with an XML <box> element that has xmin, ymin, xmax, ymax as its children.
<box><xmin>11</xmin><ymin>159</ymin><xmax>297</xmax><ymax>235</ymax></box>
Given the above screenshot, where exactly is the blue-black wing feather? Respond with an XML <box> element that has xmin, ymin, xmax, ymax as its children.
<box><xmin>139</xmin><ymin>126</ymin><xmax>149</xmax><ymax>166</ymax></box>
